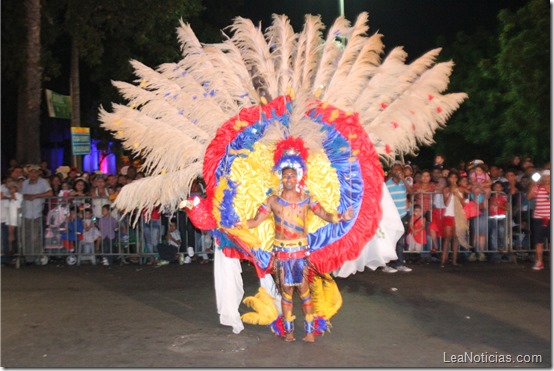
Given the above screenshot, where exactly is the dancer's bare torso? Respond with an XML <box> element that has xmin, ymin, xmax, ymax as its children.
<box><xmin>266</xmin><ymin>193</ymin><xmax>310</xmax><ymax>240</ymax></box>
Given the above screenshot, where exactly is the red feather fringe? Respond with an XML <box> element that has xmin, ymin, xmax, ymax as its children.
<box><xmin>201</xmin><ymin>96</ymin><xmax>383</xmax><ymax>276</ymax></box>
<box><xmin>273</xmin><ymin>137</ymin><xmax>309</xmax><ymax>166</ymax></box>
<box><xmin>203</xmin><ymin>97</ymin><xmax>291</xmax><ymax>200</ymax></box>
<box><xmin>308</xmin><ymin>103</ymin><xmax>384</xmax><ymax>274</ymax></box>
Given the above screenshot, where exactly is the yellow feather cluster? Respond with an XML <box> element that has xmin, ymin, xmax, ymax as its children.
<box><xmin>214</xmin><ymin>140</ymin><xmax>342</xmax><ymax>255</ymax></box>
<box><xmin>240</xmin><ymin>287</ymin><xmax>280</xmax><ymax>326</ymax></box>
<box><xmin>305</xmin><ymin>152</ymin><xmax>341</xmax><ymax>233</ymax></box>
<box><xmin>229</xmin><ymin>142</ymin><xmax>276</xmax><ymax>252</ymax></box>
<box><xmin>310</xmin><ymin>274</ymin><xmax>343</xmax><ymax>320</ymax></box>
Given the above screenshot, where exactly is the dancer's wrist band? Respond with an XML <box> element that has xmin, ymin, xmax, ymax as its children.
<box><xmin>331</xmin><ymin>213</ymin><xmax>343</xmax><ymax>223</ymax></box>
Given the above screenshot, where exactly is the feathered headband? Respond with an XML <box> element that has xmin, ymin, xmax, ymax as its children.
<box><xmin>273</xmin><ymin>136</ymin><xmax>309</xmax><ymax>185</ymax></box>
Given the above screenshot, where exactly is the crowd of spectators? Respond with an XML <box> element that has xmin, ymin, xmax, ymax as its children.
<box><xmin>0</xmin><ymin>160</ymin><xmax>210</xmax><ymax>267</ymax></box>
<box><xmin>382</xmin><ymin>154</ymin><xmax>551</xmax><ymax>271</ymax></box>
<box><xmin>1</xmin><ymin>154</ymin><xmax>550</xmax><ymax>270</ymax></box>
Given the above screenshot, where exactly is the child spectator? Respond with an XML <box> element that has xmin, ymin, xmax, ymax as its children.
<box><xmin>468</xmin><ymin>184</ymin><xmax>488</xmax><ymax>262</ymax></box>
<box><xmin>488</xmin><ymin>181</ymin><xmax>508</xmax><ymax>261</ymax></box>
<box><xmin>157</xmin><ymin>219</ymin><xmax>183</xmax><ymax>266</ymax></box>
<box><xmin>90</xmin><ymin>175</ymin><xmax>112</xmax><ymax>218</ymax></box>
<box><xmin>82</xmin><ymin>208</ymin><xmax>101</xmax><ymax>261</ymax></box>
<box><xmin>97</xmin><ymin>204</ymin><xmax>118</xmax><ymax>266</ymax></box>
<box><xmin>70</xmin><ymin>178</ymin><xmax>89</xmax><ymax>197</ymax></box>
<box><xmin>58</xmin><ymin>181</ymin><xmax>72</xmax><ymax>198</ymax></box>
<box><xmin>407</xmin><ymin>204</ymin><xmax>426</xmax><ymax>252</ymax></box>
<box><xmin>109</xmin><ymin>183</ymin><xmax>124</xmax><ymax>202</ymax></box>
<box><xmin>61</xmin><ymin>206</ymin><xmax>83</xmax><ymax>253</ymax></box>
<box><xmin>457</xmin><ymin>176</ymin><xmax>471</xmax><ymax>201</ymax></box>
<box><xmin>70</xmin><ymin>178</ymin><xmax>90</xmax><ymax>212</ymax></box>
<box><xmin>469</xmin><ymin>162</ymin><xmax>492</xmax><ymax>197</ymax></box>
<box><xmin>7</xmin><ymin>181</ymin><xmax>22</xmax><ymax>255</ymax></box>
<box><xmin>412</xmin><ymin>169</ymin><xmax>435</xmax><ymax>255</ymax></box>
<box><xmin>403</xmin><ymin>164</ymin><xmax>414</xmax><ymax>186</ymax></box>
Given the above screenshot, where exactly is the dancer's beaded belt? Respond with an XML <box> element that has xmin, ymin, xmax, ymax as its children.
<box><xmin>274</xmin><ymin>238</ymin><xmax>309</xmax><ymax>260</ymax></box>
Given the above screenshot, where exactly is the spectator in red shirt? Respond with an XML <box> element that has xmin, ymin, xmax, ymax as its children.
<box><xmin>488</xmin><ymin>181</ymin><xmax>508</xmax><ymax>262</ymax></box>
<box><xmin>527</xmin><ymin>170</ymin><xmax>551</xmax><ymax>270</ymax></box>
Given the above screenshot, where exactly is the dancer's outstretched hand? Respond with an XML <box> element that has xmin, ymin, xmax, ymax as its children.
<box><xmin>342</xmin><ymin>206</ymin><xmax>354</xmax><ymax>221</ymax></box>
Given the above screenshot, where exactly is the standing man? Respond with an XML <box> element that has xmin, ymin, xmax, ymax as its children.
<box><xmin>1</xmin><ymin>180</ymin><xmax>10</xmax><ymax>265</ymax></box>
<box><xmin>384</xmin><ymin>162</ymin><xmax>413</xmax><ymax>273</ymax></box>
<box><xmin>21</xmin><ymin>165</ymin><xmax>53</xmax><ymax>264</ymax></box>
<box><xmin>245</xmin><ymin>166</ymin><xmax>354</xmax><ymax>343</ymax></box>
<box><xmin>527</xmin><ymin>169</ymin><xmax>550</xmax><ymax>270</ymax></box>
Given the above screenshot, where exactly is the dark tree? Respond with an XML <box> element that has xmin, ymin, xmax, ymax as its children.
<box><xmin>496</xmin><ymin>0</ymin><xmax>550</xmax><ymax>164</ymax></box>
<box><xmin>17</xmin><ymin>0</ymin><xmax>42</xmax><ymax>164</ymax></box>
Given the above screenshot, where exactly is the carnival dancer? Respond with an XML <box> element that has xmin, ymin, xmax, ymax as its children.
<box><xmin>244</xmin><ymin>165</ymin><xmax>353</xmax><ymax>342</ymax></box>
<box><xmin>100</xmin><ymin>12</ymin><xmax>466</xmax><ymax>338</ymax></box>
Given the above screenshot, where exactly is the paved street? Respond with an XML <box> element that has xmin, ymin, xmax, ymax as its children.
<box><xmin>1</xmin><ymin>259</ymin><xmax>550</xmax><ymax>367</ymax></box>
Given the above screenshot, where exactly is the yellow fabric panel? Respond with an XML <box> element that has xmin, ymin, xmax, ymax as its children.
<box><xmin>305</xmin><ymin>151</ymin><xmax>341</xmax><ymax>233</ymax></box>
<box><xmin>214</xmin><ymin>142</ymin><xmax>341</xmax><ymax>252</ymax></box>
<box><xmin>228</xmin><ymin>142</ymin><xmax>277</xmax><ymax>252</ymax></box>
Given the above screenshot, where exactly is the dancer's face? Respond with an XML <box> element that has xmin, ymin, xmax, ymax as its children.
<box><xmin>282</xmin><ymin>169</ymin><xmax>298</xmax><ymax>191</ymax></box>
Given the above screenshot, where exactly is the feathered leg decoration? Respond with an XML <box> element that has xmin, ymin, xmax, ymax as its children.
<box><xmin>306</xmin><ymin>273</ymin><xmax>343</xmax><ymax>336</ymax></box>
<box><xmin>241</xmin><ymin>287</ymin><xmax>280</xmax><ymax>325</ymax></box>
<box><xmin>240</xmin><ymin>286</ymin><xmax>296</xmax><ymax>339</ymax></box>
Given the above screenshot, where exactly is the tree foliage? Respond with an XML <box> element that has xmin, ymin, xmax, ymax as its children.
<box><xmin>2</xmin><ymin>0</ymin><xmax>206</xmax><ymax>164</ymax></box>
<box><xmin>431</xmin><ymin>29</ymin><xmax>507</xmax><ymax>166</ymax></box>
<box><xmin>421</xmin><ymin>0</ymin><xmax>550</xmax><ymax>168</ymax></box>
<box><xmin>496</xmin><ymin>0</ymin><xmax>550</xmax><ymax>164</ymax></box>
<box><xmin>1</xmin><ymin>0</ymin><xmax>547</xmax><ymax>169</ymax></box>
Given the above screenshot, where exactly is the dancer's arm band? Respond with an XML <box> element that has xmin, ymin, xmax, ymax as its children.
<box><xmin>258</xmin><ymin>203</ymin><xmax>269</xmax><ymax>215</ymax></box>
<box><xmin>310</xmin><ymin>201</ymin><xmax>321</xmax><ymax>212</ymax></box>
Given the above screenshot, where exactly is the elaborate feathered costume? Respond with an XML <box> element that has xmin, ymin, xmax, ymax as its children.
<box><xmin>100</xmin><ymin>12</ymin><xmax>466</xmax><ymax>336</ymax></box>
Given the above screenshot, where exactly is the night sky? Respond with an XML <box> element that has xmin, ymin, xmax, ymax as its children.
<box><xmin>238</xmin><ymin>0</ymin><xmax>527</xmax><ymax>57</ymax></box>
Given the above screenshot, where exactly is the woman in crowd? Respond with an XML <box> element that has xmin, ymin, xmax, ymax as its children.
<box><xmin>49</xmin><ymin>174</ymin><xmax>63</xmax><ymax>195</ymax></box>
<box><xmin>90</xmin><ymin>174</ymin><xmax>112</xmax><ymax>218</ymax></box>
<box><xmin>70</xmin><ymin>178</ymin><xmax>90</xmax><ymax>212</ymax></box>
<box><xmin>440</xmin><ymin>171</ymin><xmax>466</xmax><ymax>267</ymax></box>
<box><xmin>429</xmin><ymin>176</ymin><xmax>447</xmax><ymax>254</ymax></box>
<box><xmin>48</xmin><ymin>174</ymin><xmax>64</xmax><ymax>209</ymax></box>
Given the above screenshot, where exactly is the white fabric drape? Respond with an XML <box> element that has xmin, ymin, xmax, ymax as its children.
<box><xmin>333</xmin><ymin>184</ymin><xmax>403</xmax><ymax>277</ymax></box>
<box><xmin>214</xmin><ymin>184</ymin><xmax>404</xmax><ymax>333</ymax></box>
<box><xmin>213</xmin><ymin>245</ymin><xmax>245</xmax><ymax>334</ymax></box>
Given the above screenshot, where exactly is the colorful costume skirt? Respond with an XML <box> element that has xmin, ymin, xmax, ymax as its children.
<box><xmin>273</xmin><ymin>238</ymin><xmax>309</xmax><ymax>286</ymax></box>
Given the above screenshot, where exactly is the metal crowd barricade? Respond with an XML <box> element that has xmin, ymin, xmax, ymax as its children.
<box><xmin>13</xmin><ymin>195</ymin><xmax>207</xmax><ymax>268</ymax></box>
<box><xmin>10</xmin><ymin>190</ymin><xmax>547</xmax><ymax>268</ymax></box>
<box><xmin>510</xmin><ymin>192</ymin><xmax>549</xmax><ymax>254</ymax></box>
<box><xmin>405</xmin><ymin>190</ymin><xmax>547</xmax><ymax>260</ymax></box>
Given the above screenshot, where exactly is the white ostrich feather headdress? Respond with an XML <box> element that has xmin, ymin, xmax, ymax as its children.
<box><xmin>99</xmin><ymin>12</ymin><xmax>467</xmax><ymax>217</ymax></box>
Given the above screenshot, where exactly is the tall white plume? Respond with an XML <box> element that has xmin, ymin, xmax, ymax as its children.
<box><xmin>100</xmin><ymin>13</ymin><xmax>466</xmax><ymax>216</ymax></box>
